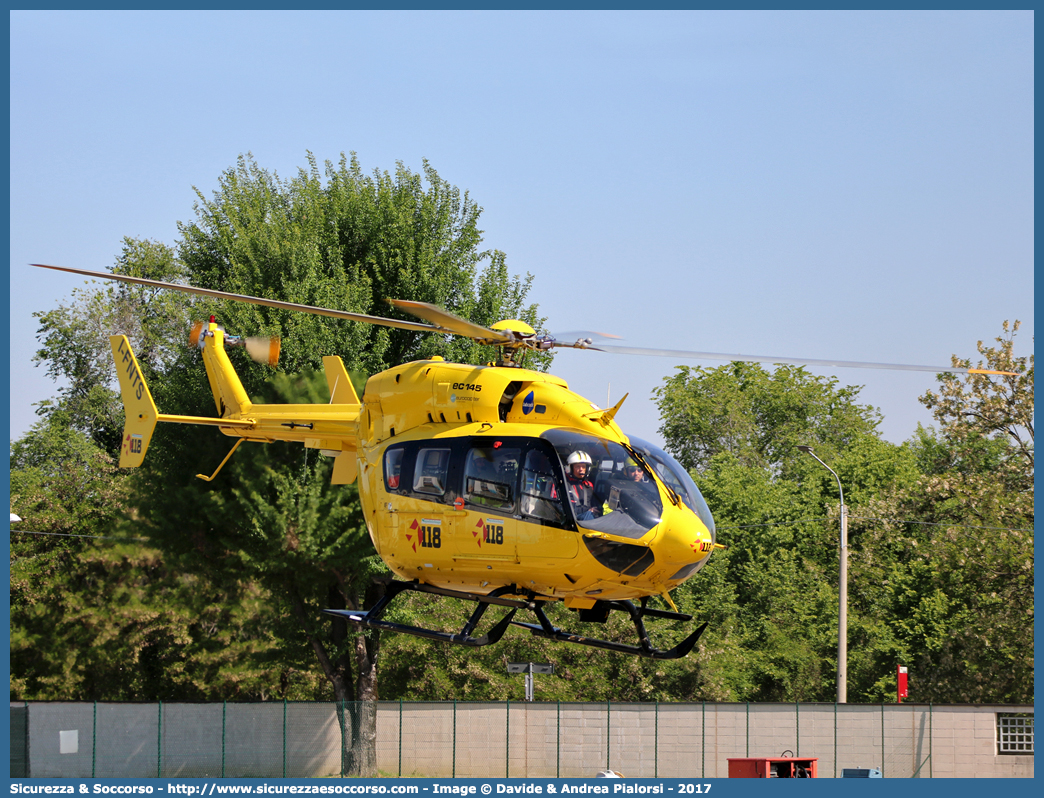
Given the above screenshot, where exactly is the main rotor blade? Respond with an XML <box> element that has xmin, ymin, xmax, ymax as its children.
<box><xmin>387</xmin><ymin>298</ymin><xmax>512</xmax><ymax>344</ymax></box>
<box><xmin>593</xmin><ymin>344</ymin><xmax>1015</xmax><ymax>376</ymax></box>
<box><xmin>549</xmin><ymin>329</ymin><xmax>623</xmax><ymax>341</ymax></box>
<box><xmin>34</xmin><ymin>264</ymin><xmax>1015</xmax><ymax>376</ymax></box>
<box><xmin>32</xmin><ymin>264</ymin><xmax>440</xmax><ymax>334</ymax></box>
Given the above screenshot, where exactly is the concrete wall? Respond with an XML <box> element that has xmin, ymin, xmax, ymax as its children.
<box><xmin>16</xmin><ymin>701</ymin><xmax>1033</xmax><ymax>779</ymax></box>
<box><xmin>930</xmin><ymin>705</ymin><xmax>1033</xmax><ymax>779</ymax></box>
<box><xmin>371</xmin><ymin>702</ymin><xmax>1033</xmax><ymax>779</ymax></box>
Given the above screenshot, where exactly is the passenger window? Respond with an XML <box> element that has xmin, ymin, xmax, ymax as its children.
<box><xmin>413</xmin><ymin>448</ymin><xmax>450</xmax><ymax>496</ymax></box>
<box><xmin>520</xmin><ymin>448</ymin><xmax>566</xmax><ymax>524</ymax></box>
<box><xmin>464</xmin><ymin>446</ymin><xmax>521</xmax><ymax>511</ymax></box>
<box><xmin>384</xmin><ymin>447</ymin><xmax>405</xmax><ymax>491</ymax></box>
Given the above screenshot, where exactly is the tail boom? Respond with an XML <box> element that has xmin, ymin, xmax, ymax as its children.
<box><xmin>109</xmin><ymin>330</ymin><xmax>361</xmax><ymax>483</ymax></box>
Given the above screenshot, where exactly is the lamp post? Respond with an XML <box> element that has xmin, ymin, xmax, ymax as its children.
<box><xmin>798</xmin><ymin>445</ymin><xmax>847</xmax><ymax>704</ymax></box>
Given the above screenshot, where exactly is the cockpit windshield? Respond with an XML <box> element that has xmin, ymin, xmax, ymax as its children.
<box><xmin>542</xmin><ymin>429</ymin><xmax>663</xmax><ymax>539</ymax></box>
<box><xmin>628</xmin><ymin>437</ymin><xmax>715</xmax><ymax>535</ymax></box>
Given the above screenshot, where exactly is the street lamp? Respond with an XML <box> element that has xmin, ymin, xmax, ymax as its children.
<box><xmin>798</xmin><ymin>445</ymin><xmax>847</xmax><ymax>704</ymax></box>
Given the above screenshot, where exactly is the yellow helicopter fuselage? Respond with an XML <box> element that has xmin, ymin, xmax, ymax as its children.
<box><xmin>353</xmin><ymin>357</ymin><xmax>715</xmax><ymax>608</ymax></box>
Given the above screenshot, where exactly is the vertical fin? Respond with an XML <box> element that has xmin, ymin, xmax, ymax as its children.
<box><xmin>323</xmin><ymin>356</ymin><xmax>361</xmax><ymax>405</ymax></box>
<box><xmin>324</xmin><ymin>356</ymin><xmax>361</xmax><ymax>485</ymax></box>
<box><xmin>109</xmin><ymin>336</ymin><xmax>158</xmax><ymax>468</ymax></box>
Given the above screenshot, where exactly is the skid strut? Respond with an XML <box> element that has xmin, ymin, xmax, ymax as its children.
<box><xmin>510</xmin><ymin>599</ymin><xmax>708</xmax><ymax>660</ymax></box>
<box><xmin>324</xmin><ymin>580</ymin><xmax>707</xmax><ymax>659</ymax></box>
<box><xmin>324</xmin><ymin>582</ymin><xmax>527</xmax><ymax>647</ymax></box>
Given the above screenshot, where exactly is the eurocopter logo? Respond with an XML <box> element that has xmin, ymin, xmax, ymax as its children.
<box><xmin>522</xmin><ymin>390</ymin><xmax>535</xmax><ymax>414</ymax></box>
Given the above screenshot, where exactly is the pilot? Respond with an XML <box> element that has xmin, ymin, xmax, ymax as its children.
<box><xmin>565</xmin><ymin>451</ymin><xmax>600</xmax><ymax>520</ymax></box>
<box><xmin>623</xmin><ymin>456</ymin><xmax>660</xmax><ymax>501</ymax></box>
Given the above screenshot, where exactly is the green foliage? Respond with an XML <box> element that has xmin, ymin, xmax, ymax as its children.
<box><xmin>178</xmin><ymin>152</ymin><xmax>548</xmax><ymax>384</ymax></box>
<box><xmin>10</xmin><ymin>413</ymin><xmax>131</xmax><ymax>686</ymax></box>
<box><xmin>845</xmin><ymin>322</ymin><xmax>1034</xmax><ymax>703</ymax></box>
<box><xmin>11</xmin><ymin>412</ymin><xmax>128</xmax><ymax>539</ymax></box>
<box><xmin>10</xmin><ymin>412</ymin><xmax>327</xmax><ymax>701</ymax></box>
<box><xmin>16</xmin><ymin>153</ymin><xmax>546</xmax><ymax>724</ymax></box>
<box><xmin>655</xmin><ymin>362</ymin><xmax>880</xmax><ymax>476</ymax></box>
<box><xmin>920</xmin><ymin>319</ymin><xmax>1033</xmax><ymax>472</ymax></box>
<box><xmin>10</xmin><ymin>540</ymin><xmax>329</xmax><ymax>701</ymax></box>
<box><xmin>653</xmin><ymin>364</ymin><xmax>890</xmax><ymax>700</ymax></box>
<box><xmin>142</xmin><ymin>153</ymin><xmax>547</xmax><ymax>719</ymax></box>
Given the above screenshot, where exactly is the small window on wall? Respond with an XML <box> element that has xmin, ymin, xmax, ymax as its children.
<box><xmin>384</xmin><ymin>447</ymin><xmax>405</xmax><ymax>491</ymax></box>
<box><xmin>413</xmin><ymin>448</ymin><xmax>451</xmax><ymax>496</ymax></box>
<box><xmin>464</xmin><ymin>446</ymin><xmax>521</xmax><ymax>511</ymax></box>
<box><xmin>997</xmin><ymin>713</ymin><xmax>1033</xmax><ymax>754</ymax></box>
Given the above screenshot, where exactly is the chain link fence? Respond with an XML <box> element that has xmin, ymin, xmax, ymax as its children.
<box><xmin>11</xmin><ymin>701</ymin><xmax>1033</xmax><ymax>778</ymax></box>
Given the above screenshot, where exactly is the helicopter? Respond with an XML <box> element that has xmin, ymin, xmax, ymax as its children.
<box><xmin>32</xmin><ymin>263</ymin><xmax>1017</xmax><ymax>660</ymax></box>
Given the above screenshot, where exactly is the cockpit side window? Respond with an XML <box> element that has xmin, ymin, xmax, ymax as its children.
<box><xmin>519</xmin><ymin>446</ymin><xmax>568</xmax><ymax>525</ymax></box>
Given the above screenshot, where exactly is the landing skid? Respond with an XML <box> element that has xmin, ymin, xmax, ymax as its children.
<box><xmin>324</xmin><ymin>580</ymin><xmax>707</xmax><ymax>660</ymax></box>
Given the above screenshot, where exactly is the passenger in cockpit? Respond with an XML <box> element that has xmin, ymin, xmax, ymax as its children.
<box><xmin>623</xmin><ymin>459</ymin><xmax>647</xmax><ymax>483</ymax></box>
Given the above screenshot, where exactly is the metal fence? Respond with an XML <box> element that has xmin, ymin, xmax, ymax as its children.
<box><xmin>12</xmin><ymin>701</ymin><xmax>1034</xmax><ymax>779</ymax></box>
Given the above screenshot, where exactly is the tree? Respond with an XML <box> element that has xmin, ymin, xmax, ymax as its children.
<box><xmin>920</xmin><ymin>320</ymin><xmax>1033</xmax><ymax>472</ymax></box>
<box><xmin>10</xmin><ymin>414</ymin><xmax>132</xmax><ymax>695</ymax></box>
<box><xmin>655</xmin><ymin>362</ymin><xmax>880</xmax><ymax>477</ymax></box>
<box><xmin>178</xmin><ymin>152</ymin><xmax>546</xmax><ymax>377</ymax></box>
<box><xmin>651</xmin><ymin>328</ymin><xmax>1033</xmax><ymax>704</ymax></box>
<box><xmin>654</xmin><ymin>363</ymin><xmax>892</xmax><ymax>700</ymax></box>
<box><xmin>847</xmin><ymin>426</ymin><xmax>1033</xmax><ymax>703</ymax></box>
<box><xmin>653</xmin><ymin>362</ymin><xmax>945</xmax><ymax>701</ymax></box>
<box><xmin>20</xmin><ymin>153</ymin><xmax>546</xmax><ymax>768</ymax></box>
<box><xmin>851</xmin><ymin>321</ymin><xmax>1034</xmax><ymax>703</ymax></box>
<box><xmin>122</xmin><ymin>153</ymin><xmax>546</xmax><ymax>774</ymax></box>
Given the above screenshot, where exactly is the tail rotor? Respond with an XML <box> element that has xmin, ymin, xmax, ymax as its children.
<box><xmin>190</xmin><ymin>320</ymin><xmax>281</xmax><ymax>367</ymax></box>
<box><xmin>242</xmin><ymin>336</ymin><xmax>281</xmax><ymax>368</ymax></box>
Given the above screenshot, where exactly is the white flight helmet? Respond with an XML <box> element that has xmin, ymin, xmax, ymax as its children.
<box><xmin>567</xmin><ymin>451</ymin><xmax>593</xmax><ymax>467</ymax></box>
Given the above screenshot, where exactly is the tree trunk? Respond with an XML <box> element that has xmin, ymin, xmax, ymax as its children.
<box><xmin>290</xmin><ymin>578</ymin><xmax>386</xmax><ymax>777</ymax></box>
<box><xmin>344</xmin><ymin>579</ymin><xmax>384</xmax><ymax>776</ymax></box>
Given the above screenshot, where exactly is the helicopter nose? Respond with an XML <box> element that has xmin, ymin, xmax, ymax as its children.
<box><xmin>656</xmin><ymin>506</ymin><xmax>714</xmax><ymax>573</ymax></box>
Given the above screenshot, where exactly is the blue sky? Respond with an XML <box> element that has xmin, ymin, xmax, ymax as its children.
<box><xmin>9</xmin><ymin>10</ymin><xmax>1034</xmax><ymax>449</ymax></box>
